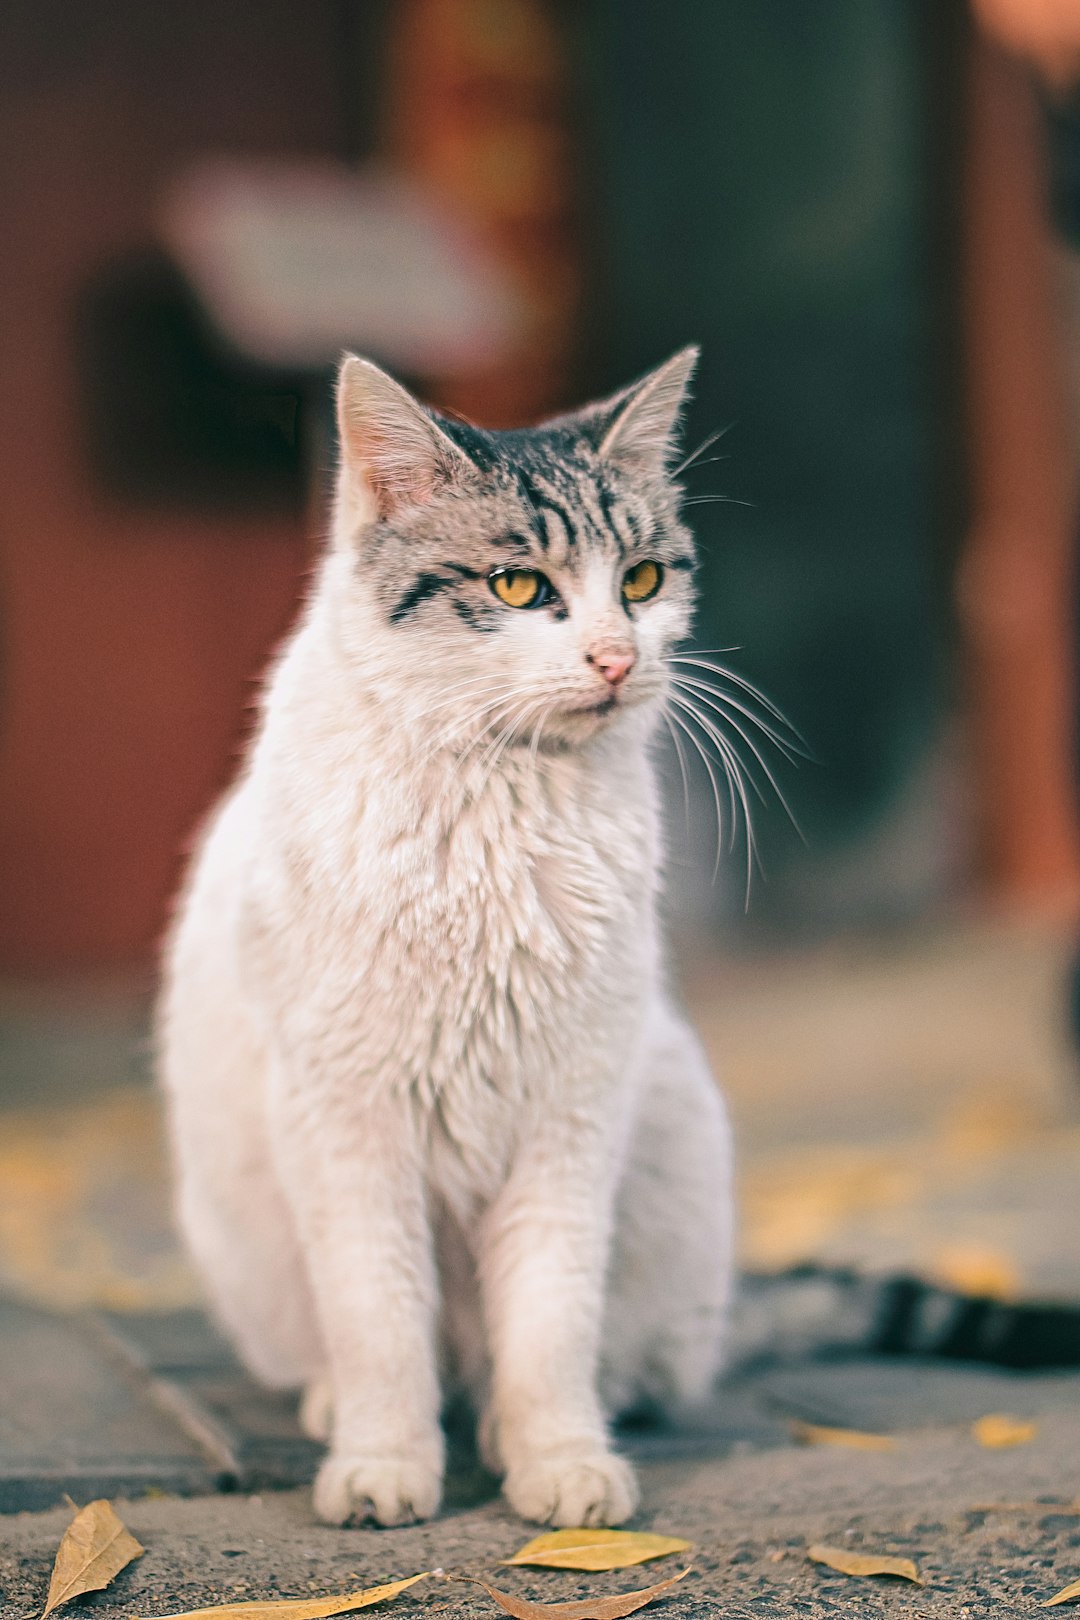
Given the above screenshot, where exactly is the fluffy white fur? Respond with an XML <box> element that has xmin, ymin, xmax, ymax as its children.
<box><xmin>159</xmin><ymin>351</ymin><xmax>734</xmax><ymax>1529</ymax></box>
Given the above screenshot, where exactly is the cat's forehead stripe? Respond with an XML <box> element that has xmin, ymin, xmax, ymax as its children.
<box><xmin>515</xmin><ymin>468</ymin><xmax>583</xmax><ymax>559</ymax></box>
<box><xmin>539</xmin><ymin>506</ymin><xmax>571</xmax><ymax>565</ymax></box>
<box><xmin>519</xmin><ymin>458</ymin><xmax>649</xmax><ymax>565</ymax></box>
<box><xmin>603</xmin><ymin>483</ymin><xmax>645</xmax><ymax>555</ymax></box>
<box><xmin>572</xmin><ymin>476</ymin><xmax>616</xmax><ymax>552</ymax></box>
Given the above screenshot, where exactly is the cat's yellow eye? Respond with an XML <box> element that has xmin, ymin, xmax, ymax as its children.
<box><xmin>489</xmin><ymin>568</ymin><xmax>550</xmax><ymax>609</ymax></box>
<box><xmin>622</xmin><ymin>559</ymin><xmax>663</xmax><ymax>604</ymax></box>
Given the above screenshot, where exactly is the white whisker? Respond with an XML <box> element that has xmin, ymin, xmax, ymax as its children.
<box><xmin>668</xmin><ymin>655</ymin><xmax>808</xmax><ymax>747</ymax></box>
<box><xmin>527</xmin><ymin>698</ymin><xmax>555</xmax><ymax>773</ymax></box>
<box><xmin>681</xmin><ymin>493</ymin><xmax>753</xmax><ymax>509</ymax></box>
<box><xmin>413</xmin><ymin>682</ymin><xmax>541</xmax><ymax>772</ymax></box>
<box><xmin>672</xmin><ymin>673</ymin><xmax>802</xmax><ymax>764</ymax></box>
<box><xmin>670</xmin><ymin>423</ymin><xmax>734</xmax><ymax>478</ymax></box>
<box><xmin>675</xmin><ymin>691</ymin><xmax>806</xmax><ymax>852</ymax></box>
<box><xmin>473</xmin><ymin>693</ymin><xmax>549</xmax><ymax>799</ymax></box>
<box><xmin>669</xmin><ymin>692</ymin><xmax>759</xmax><ymax>903</ymax></box>
<box><xmin>665</xmin><ymin>702</ymin><xmax>729</xmax><ymax>884</ymax></box>
<box><xmin>661</xmin><ymin>710</ymin><xmax>692</xmax><ymax>836</ymax></box>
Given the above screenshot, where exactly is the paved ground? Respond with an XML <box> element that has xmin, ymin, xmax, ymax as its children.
<box><xmin>3</xmin><ymin>918</ymin><xmax>1080</xmax><ymax>1613</ymax></box>
<box><xmin>3</xmin><ymin>1363</ymin><xmax>1080</xmax><ymax>1618</ymax></box>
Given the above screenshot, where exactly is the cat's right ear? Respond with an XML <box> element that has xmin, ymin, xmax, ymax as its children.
<box><xmin>335</xmin><ymin>356</ymin><xmax>475</xmax><ymax>532</ymax></box>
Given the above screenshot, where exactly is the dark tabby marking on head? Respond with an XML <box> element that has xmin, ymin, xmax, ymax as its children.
<box><xmin>430</xmin><ymin>412</ymin><xmax>503</xmax><ymax>474</ymax></box>
<box><xmin>514</xmin><ymin>469</ymin><xmax>586</xmax><ymax>555</ymax></box>
<box><xmin>596</xmin><ymin>482</ymin><xmax>631</xmax><ymax>552</ymax></box>
<box><xmin>338</xmin><ymin>347</ymin><xmax>705</xmax><ymax>637</ymax></box>
<box><xmin>389</xmin><ymin>572</ymin><xmax>457</xmax><ymax>624</ymax></box>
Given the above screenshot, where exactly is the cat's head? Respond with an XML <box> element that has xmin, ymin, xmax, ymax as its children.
<box><xmin>328</xmin><ymin>349</ymin><xmax>699</xmax><ymax>751</ymax></box>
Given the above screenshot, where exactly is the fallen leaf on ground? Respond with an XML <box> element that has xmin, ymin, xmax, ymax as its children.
<box><xmin>448</xmin><ymin>1566</ymin><xmax>690</xmax><ymax>1618</ymax></box>
<box><xmin>972</xmin><ymin>1413</ymin><xmax>1036</xmax><ymax>1449</ymax></box>
<box><xmin>43</xmin><ymin>1498</ymin><xmax>144</xmax><ymax>1616</ymax></box>
<box><xmin>503</xmin><ymin>1530</ymin><xmax>691</xmax><ymax>1571</ymax></box>
<box><xmin>790</xmin><ymin>1420</ymin><xmax>894</xmax><ymax>1451</ymax></box>
<box><xmin>143</xmin><ymin>1572</ymin><xmax>429</xmax><ymax>1620</ymax></box>
<box><xmin>807</xmin><ymin>1545</ymin><xmax>922</xmax><ymax>1584</ymax></box>
<box><xmin>929</xmin><ymin>1241</ymin><xmax>1018</xmax><ymax>1301</ymax></box>
<box><xmin>1043</xmin><ymin>1578</ymin><xmax>1080</xmax><ymax>1607</ymax></box>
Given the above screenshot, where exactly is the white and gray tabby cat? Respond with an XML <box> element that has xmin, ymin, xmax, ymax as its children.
<box><xmin>159</xmin><ymin>348</ymin><xmax>733</xmax><ymax>1530</ymax></box>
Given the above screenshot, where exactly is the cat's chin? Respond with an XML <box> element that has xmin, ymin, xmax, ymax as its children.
<box><xmin>565</xmin><ymin>695</ymin><xmax>619</xmax><ymax>722</ymax></box>
<box><xmin>542</xmin><ymin>693</ymin><xmax>651</xmax><ymax>748</ymax></box>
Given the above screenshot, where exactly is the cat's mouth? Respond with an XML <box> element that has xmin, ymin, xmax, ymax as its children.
<box><xmin>566</xmin><ymin>694</ymin><xmax>619</xmax><ymax>717</ymax></box>
<box><xmin>551</xmin><ymin>690</ymin><xmax>646</xmax><ymax>736</ymax></box>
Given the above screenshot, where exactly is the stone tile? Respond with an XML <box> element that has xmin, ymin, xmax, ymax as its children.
<box><xmin>0</xmin><ymin>1298</ymin><xmax>217</xmax><ymax>1511</ymax></box>
<box><xmin>95</xmin><ymin>1310</ymin><xmax>321</xmax><ymax>1491</ymax></box>
<box><xmin>96</xmin><ymin>1308</ymin><xmax>236</xmax><ymax>1375</ymax></box>
<box><xmin>758</xmin><ymin>1355</ymin><xmax>1080</xmax><ymax>1431</ymax></box>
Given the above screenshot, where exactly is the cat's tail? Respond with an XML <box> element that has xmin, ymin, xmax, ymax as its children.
<box><xmin>729</xmin><ymin>1264</ymin><xmax>1080</xmax><ymax>1373</ymax></box>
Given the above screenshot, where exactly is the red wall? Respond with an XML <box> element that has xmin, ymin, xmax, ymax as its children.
<box><xmin>0</xmin><ymin>4</ymin><xmax>347</xmax><ymax>972</ymax></box>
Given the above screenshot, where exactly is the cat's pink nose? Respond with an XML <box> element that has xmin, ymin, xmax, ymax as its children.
<box><xmin>588</xmin><ymin>648</ymin><xmax>636</xmax><ymax>688</ymax></box>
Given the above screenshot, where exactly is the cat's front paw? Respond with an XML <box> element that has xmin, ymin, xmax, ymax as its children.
<box><xmin>313</xmin><ymin>1450</ymin><xmax>442</xmax><ymax>1527</ymax></box>
<box><xmin>504</xmin><ymin>1445</ymin><xmax>639</xmax><ymax>1527</ymax></box>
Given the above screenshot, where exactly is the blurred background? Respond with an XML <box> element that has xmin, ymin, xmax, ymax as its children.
<box><xmin>3</xmin><ymin>0</ymin><xmax>1080</xmax><ymax>1327</ymax></box>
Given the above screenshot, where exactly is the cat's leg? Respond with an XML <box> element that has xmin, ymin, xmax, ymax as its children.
<box><xmin>601</xmin><ymin>1001</ymin><xmax>733</xmax><ymax>1417</ymax></box>
<box><xmin>269</xmin><ymin>1074</ymin><xmax>444</xmax><ymax>1527</ymax></box>
<box><xmin>162</xmin><ymin>869</ymin><xmax>325</xmax><ymax>1392</ymax></box>
<box><xmin>305</xmin><ymin>1209</ymin><xmax>488</xmax><ymax>1450</ymax></box>
<box><xmin>175</xmin><ymin>1136</ymin><xmax>324</xmax><ymax>1393</ymax></box>
<box><xmin>475</xmin><ymin>1103</ymin><xmax>639</xmax><ymax>1528</ymax></box>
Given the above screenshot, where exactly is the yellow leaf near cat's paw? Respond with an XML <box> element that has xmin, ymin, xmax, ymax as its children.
<box><xmin>807</xmin><ymin>1545</ymin><xmax>922</xmax><ymax>1583</ymax></box>
<box><xmin>972</xmin><ymin>1413</ymin><xmax>1036</xmax><ymax>1448</ymax></box>
<box><xmin>790</xmin><ymin>1419</ymin><xmax>894</xmax><ymax>1451</ymax></box>
<box><xmin>1043</xmin><ymin>1577</ymin><xmax>1080</xmax><ymax>1607</ymax></box>
<box><xmin>42</xmin><ymin>1498</ymin><xmax>144</xmax><ymax>1616</ymax></box>
<box><xmin>503</xmin><ymin>1529</ymin><xmax>692</xmax><ymax>1571</ymax></box>
<box><xmin>143</xmin><ymin>1572</ymin><xmax>429</xmax><ymax>1620</ymax></box>
<box><xmin>930</xmin><ymin>1242</ymin><xmax>1018</xmax><ymax>1301</ymax></box>
<box><xmin>450</xmin><ymin>1567</ymin><xmax>691</xmax><ymax>1618</ymax></box>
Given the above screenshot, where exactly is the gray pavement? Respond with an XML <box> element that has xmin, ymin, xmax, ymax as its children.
<box><xmin>3</xmin><ymin>1374</ymin><xmax>1080</xmax><ymax>1617</ymax></box>
<box><xmin>3</xmin><ymin>1296</ymin><xmax>1080</xmax><ymax>1615</ymax></box>
<box><xmin>5</xmin><ymin>920</ymin><xmax>1080</xmax><ymax>1613</ymax></box>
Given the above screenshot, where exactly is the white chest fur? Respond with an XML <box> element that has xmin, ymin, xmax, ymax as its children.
<box><xmin>238</xmin><ymin>636</ymin><xmax>661</xmax><ymax>1209</ymax></box>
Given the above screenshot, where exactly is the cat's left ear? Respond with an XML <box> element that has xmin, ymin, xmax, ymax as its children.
<box><xmin>592</xmin><ymin>346</ymin><xmax>699</xmax><ymax>481</ymax></box>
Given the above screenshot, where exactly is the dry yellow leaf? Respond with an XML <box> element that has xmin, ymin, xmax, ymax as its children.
<box><xmin>143</xmin><ymin>1572</ymin><xmax>428</xmax><ymax>1620</ymax></box>
<box><xmin>503</xmin><ymin>1530</ymin><xmax>692</xmax><ymax>1571</ymax></box>
<box><xmin>791</xmin><ymin>1420</ymin><xmax>894</xmax><ymax>1451</ymax></box>
<box><xmin>1043</xmin><ymin>1578</ymin><xmax>1080</xmax><ymax>1607</ymax></box>
<box><xmin>42</xmin><ymin>1498</ymin><xmax>144</xmax><ymax>1616</ymax></box>
<box><xmin>930</xmin><ymin>1242</ymin><xmax>1018</xmax><ymax>1301</ymax></box>
<box><xmin>972</xmin><ymin>1413</ymin><xmax>1036</xmax><ymax>1449</ymax></box>
<box><xmin>807</xmin><ymin>1545</ymin><xmax>922</xmax><ymax>1584</ymax></box>
<box><xmin>451</xmin><ymin>1567</ymin><xmax>690</xmax><ymax>1619</ymax></box>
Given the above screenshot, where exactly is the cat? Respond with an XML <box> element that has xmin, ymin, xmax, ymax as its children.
<box><xmin>158</xmin><ymin>347</ymin><xmax>734</xmax><ymax>1529</ymax></box>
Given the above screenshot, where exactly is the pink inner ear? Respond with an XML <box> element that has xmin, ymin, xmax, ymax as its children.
<box><xmin>340</xmin><ymin>408</ymin><xmax>447</xmax><ymax>522</ymax></box>
<box><xmin>337</xmin><ymin>356</ymin><xmax>451</xmax><ymax>521</ymax></box>
<box><xmin>351</xmin><ymin>421</ymin><xmax>440</xmax><ymax>520</ymax></box>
